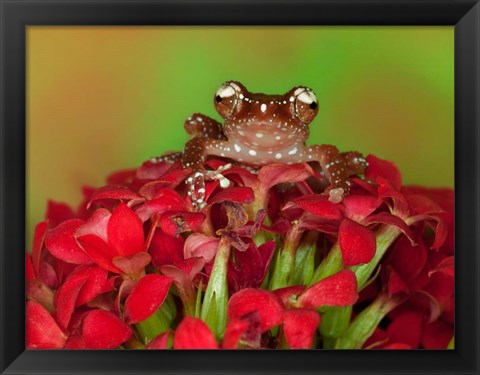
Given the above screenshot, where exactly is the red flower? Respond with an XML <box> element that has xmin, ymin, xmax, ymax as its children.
<box><xmin>26</xmin><ymin>151</ymin><xmax>454</xmax><ymax>350</ymax></box>
<box><xmin>76</xmin><ymin>203</ymin><xmax>146</xmax><ymax>274</ymax></box>
<box><xmin>173</xmin><ymin>317</ymin><xmax>219</xmax><ymax>349</ymax></box>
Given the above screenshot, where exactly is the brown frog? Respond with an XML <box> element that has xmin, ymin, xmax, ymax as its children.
<box><xmin>154</xmin><ymin>81</ymin><xmax>368</xmax><ymax>208</ymax></box>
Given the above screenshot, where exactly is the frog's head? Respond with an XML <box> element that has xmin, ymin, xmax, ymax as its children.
<box><xmin>213</xmin><ymin>81</ymin><xmax>319</xmax><ymax>149</ymax></box>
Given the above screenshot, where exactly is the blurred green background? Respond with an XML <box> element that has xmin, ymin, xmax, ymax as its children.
<box><xmin>27</xmin><ymin>26</ymin><xmax>453</xmax><ymax>246</ymax></box>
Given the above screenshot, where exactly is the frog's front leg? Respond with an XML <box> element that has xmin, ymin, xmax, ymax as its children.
<box><xmin>307</xmin><ymin>145</ymin><xmax>367</xmax><ymax>203</ymax></box>
<box><xmin>182</xmin><ymin>136</ymin><xmax>233</xmax><ymax>209</ymax></box>
<box><xmin>184</xmin><ymin>113</ymin><xmax>227</xmax><ymax>140</ymax></box>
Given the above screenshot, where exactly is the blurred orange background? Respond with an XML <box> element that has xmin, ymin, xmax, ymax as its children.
<box><xmin>27</xmin><ymin>26</ymin><xmax>454</xmax><ymax>246</ymax></box>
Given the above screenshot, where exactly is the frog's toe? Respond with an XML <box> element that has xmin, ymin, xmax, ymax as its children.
<box><xmin>328</xmin><ymin>187</ymin><xmax>345</xmax><ymax>203</ymax></box>
<box><xmin>204</xmin><ymin>163</ymin><xmax>232</xmax><ymax>189</ymax></box>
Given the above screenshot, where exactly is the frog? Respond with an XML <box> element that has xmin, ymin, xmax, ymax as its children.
<box><xmin>153</xmin><ymin>81</ymin><xmax>368</xmax><ymax>209</ymax></box>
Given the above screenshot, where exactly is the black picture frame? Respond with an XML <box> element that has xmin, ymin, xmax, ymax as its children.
<box><xmin>1</xmin><ymin>0</ymin><xmax>479</xmax><ymax>374</ymax></box>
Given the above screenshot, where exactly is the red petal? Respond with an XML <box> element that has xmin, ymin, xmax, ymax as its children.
<box><xmin>209</xmin><ymin>187</ymin><xmax>255</xmax><ymax>205</ymax></box>
<box><xmin>383</xmin><ymin>343</ymin><xmax>412</xmax><ymax>349</ymax></box>
<box><xmin>386</xmin><ymin>267</ymin><xmax>410</xmax><ymax>297</ymax></box>
<box><xmin>423</xmin><ymin>272</ymin><xmax>454</xmax><ymax>309</ymax></box>
<box><xmin>107</xmin><ymin>203</ymin><xmax>144</xmax><ymax>256</ymax></box>
<box><xmin>45</xmin><ymin>219</ymin><xmax>92</xmax><ymax>264</ymax></box>
<box><xmin>158</xmin><ymin>168</ymin><xmax>192</xmax><ymax>186</ymax></box>
<box><xmin>173</xmin><ymin>317</ymin><xmax>219</xmax><ymax>349</ymax></box>
<box><xmin>150</xmin><ymin>230</ymin><xmax>185</xmax><ymax>269</ymax></box>
<box><xmin>350</xmin><ymin>177</ymin><xmax>378</xmax><ymax>195</ymax></box>
<box><xmin>342</xmin><ymin>194</ymin><xmax>381</xmax><ymax>222</ymax></box>
<box><xmin>429</xmin><ymin>256</ymin><xmax>454</xmax><ymax>277</ymax></box>
<box><xmin>64</xmin><ymin>334</ymin><xmax>86</xmax><ymax>349</ymax></box>
<box><xmin>112</xmin><ymin>252</ymin><xmax>152</xmax><ymax>277</ymax></box>
<box><xmin>55</xmin><ymin>273</ymin><xmax>88</xmax><ymax>330</ymax></box>
<box><xmin>387</xmin><ymin>312</ymin><xmax>423</xmax><ymax>348</ymax></box>
<box><xmin>82</xmin><ymin>310</ymin><xmax>132</xmax><ymax>349</ymax></box>
<box><xmin>76</xmin><ymin>265</ymin><xmax>112</xmax><ymax>306</ymax></box>
<box><xmin>298</xmin><ymin>270</ymin><xmax>358</xmax><ymax>308</ymax></box>
<box><xmin>184</xmin><ymin>233</ymin><xmax>219</xmax><ymax>264</ymax></box>
<box><xmin>289</xmin><ymin>195</ymin><xmax>344</xmax><ymax>221</ymax></box>
<box><xmin>26</xmin><ymin>254</ymin><xmax>36</xmax><ymax>281</ymax></box>
<box><xmin>229</xmin><ymin>240</ymin><xmax>275</xmax><ymax>291</ymax></box>
<box><xmin>139</xmin><ymin>180</ymin><xmax>177</xmax><ymax>200</ymax></box>
<box><xmin>408</xmin><ymin>214</ymin><xmax>448</xmax><ymax>249</ymax></box>
<box><xmin>32</xmin><ymin>221</ymin><xmax>48</xmax><ymax>277</ymax></box>
<box><xmin>228</xmin><ymin>289</ymin><xmax>284</xmax><ymax>332</ymax></box>
<box><xmin>77</xmin><ymin>234</ymin><xmax>122</xmax><ymax>273</ymax></box>
<box><xmin>222</xmin><ymin>319</ymin><xmax>250</xmax><ymax>349</ymax></box>
<box><xmin>135</xmin><ymin>189</ymin><xmax>187</xmax><ymax>222</ymax></box>
<box><xmin>404</xmin><ymin>193</ymin><xmax>444</xmax><ymax>216</ymax></box>
<box><xmin>365</xmin><ymin>155</ymin><xmax>402</xmax><ymax>190</ymax></box>
<box><xmin>136</xmin><ymin>159</ymin><xmax>176</xmax><ymax>180</ymax></box>
<box><xmin>297</xmin><ymin>212</ymin><xmax>340</xmax><ymax>234</ymax></box>
<box><xmin>258</xmin><ymin>240</ymin><xmax>276</xmax><ymax>275</ymax></box>
<box><xmin>26</xmin><ymin>301</ymin><xmax>66</xmax><ymax>349</ymax></box>
<box><xmin>46</xmin><ymin>200</ymin><xmax>75</xmax><ymax>228</ymax></box>
<box><xmin>387</xmin><ymin>235</ymin><xmax>427</xmax><ymax>283</ymax></box>
<box><xmin>339</xmin><ymin>218</ymin><xmax>376</xmax><ymax>267</ymax></box>
<box><xmin>124</xmin><ymin>274</ymin><xmax>172</xmax><ymax>324</ymax></box>
<box><xmin>87</xmin><ymin>184</ymin><xmax>140</xmax><ymax>208</ymax></box>
<box><xmin>76</xmin><ymin>208</ymin><xmax>111</xmax><ymax>241</ymax></box>
<box><xmin>147</xmin><ymin>330</ymin><xmax>172</xmax><ymax>349</ymax></box>
<box><xmin>39</xmin><ymin>261</ymin><xmax>58</xmax><ymax>289</ymax></box>
<box><xmin>258</xmin><ymin>163</ymin><xmax>313</xmax><ymax>190</ymax></box>
<box><xmin>159</xmin><ymin>210</ymin><xmax>205</xmax><ymax>237</ymax></box>
<box><xmin>421</xmin><ymin>320</ymin><xmax>453</xmax><ymax>349</ymax></box>
<box><xmin>363</xmin><ymin>212</ymin><xmax>415</xmax><ymax>245</ymax></box>
<box><xmin>106</xmin><ymin>168</ymin><xmax>137</xmax><ymax>184</ymax></box>
<box><xmin>283</xmin><ymin>309</ymin><xmax>321</xmax><ymax>349</ymax></box>
<box><xmin>107</xmin><ymin>203</ymin><xmax>145</xmax><ymax>256</ymax></box>
<box><xmin>377</xmin><ymin>178</ymin><xmax>409</xmax><ymax>217</ymax></box>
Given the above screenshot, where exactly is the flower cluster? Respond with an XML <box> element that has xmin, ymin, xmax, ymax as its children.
<box><xmin>26</xmin><ymin>154</ymin><xmax>454</xmax><ymax>349</ymax></box>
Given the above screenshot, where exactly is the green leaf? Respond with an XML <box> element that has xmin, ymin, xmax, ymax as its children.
<box><xmin>335</xmin><ymin>294</ymin><xmax>400</xmax><ymax>349</ymax></box>
<box><xmin>195</xmin><ymin>278</ymin><xmax>203</xmax><ymax>318</ymax></box>
<box><xmin>319</xmin><ymin>305</ymin><xmax>352</xmax><ymax>339</ymax></box>
<box><xmin>200</xmin><ymin>237</ymin><xmax>230</xmax><ymax>338</ymax></box>
<box><xmin>310</xmin><ymin>243</ymin><xmax>343</xmax><ymax>285</ymax></box>
<box><xmin>291</xmin><ymin>239</ymin><xmax>316</xmax><ymax>286</ymax></box>
<box><xmin>135</xmin><ymin>293</ymin><xmax>177</xmax><ymax>344</ymax></box>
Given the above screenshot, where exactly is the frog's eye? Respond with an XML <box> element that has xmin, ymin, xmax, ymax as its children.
<box><xmin>294</xmin><ymin>87</ymin><xmax>318</xmax><ymax>124</ymax></box>
<box><xmin>214</xmin><ymin>82</ymin><xmax>240</xmax><ymax>118</ymax></box>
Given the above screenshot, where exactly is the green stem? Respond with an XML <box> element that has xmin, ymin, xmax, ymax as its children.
<box><xmin>335</xmin><ymin>293</ymin><xmax>403</xmax><ymax>349</ymax></box>
<box><xmin>354</xmin><ymin>224</ymin><xmax>401</xmax><ymax>290</ymax></box>
<box><xmin>322</xmin><ymin>337</ymin><xmax>337</xmax><ymax>349</ymax></box>
<box><xmin>201</xmin><ymin>237</ymin><xmax>231</xmax><ymax>339</ymax></box>
<box><xmin>310</xmin><ymin>243</ymin><xmax>342</xmax><ymax>285</ymax></box>
<box><xmin>135</xmin><ymin>293</ymin><xmax>177</xmax><ymax>345</ymax></box>
<box><xmin>269</xmin><ymin>222</ymin><xmax>302</xmax><ymax>290</ymax></box>
<box><xmin>319</xmin><ymin>305</ymin><xmax>352</xmax><ymax>340</ymax></box>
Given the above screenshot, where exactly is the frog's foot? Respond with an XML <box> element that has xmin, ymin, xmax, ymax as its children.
<box><xmin>328</xmin><ymin>187</ymin><xmax>345</xmax><ymax>204</ymax></box>
<box><xmin>341</xmin><ymin>151</ymin><xmax>368</xmax><ymax>175</ymax></box>
<box><xmin>150</xmin><ymin>152</ymin><xmax>183</xmax><ymax>164</ymax></box>
<box><xmin>186</xmin><ymin>164</ymin><xmax>232</xmax><ymax>210</ymax></box>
